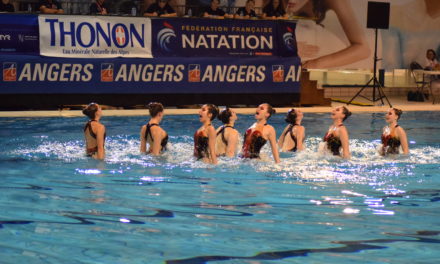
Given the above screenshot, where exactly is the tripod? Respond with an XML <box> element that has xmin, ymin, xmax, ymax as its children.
<box><xmin>347</xmin><ymin>28</ymin><xmax>392</xmax><ymax>107</ymax></box>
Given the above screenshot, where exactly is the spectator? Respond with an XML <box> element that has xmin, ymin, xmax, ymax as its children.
<box><xmin>144</xmin><ymin>0</ymin><xmax>177</xmax><ymax>17</ymax></box>
<box><xmin>90</xmin><ymin>0</ymin><xmax>109</xmax><ymax>15</ymax></box>
<box><xmin>234</xmin><ymin>0</ymin><xmax>257</xmax><ymax>19</ymax></box>
<box><xmin>425</xmin><ymin>49</ymin><xmax>439</xmax><ymax>70</ymax></box>
<box><xmin>0</xmin><ymin>0</ymin><xmax>14</xmax><ymax>12</ymax></box>
<box><xmin>261</xmin><ymin>0</ymin><xmax>285</xmax><ymax>19</ymax></box>
<box><xmin>39</xmin><ymin>0</ymin><xmax>63</xmax><ymax>14</ymax></box>
<box><xmin>203</xmin><ymin>0</ymin><xmax>232</xmax><ymax>18</ymax></box>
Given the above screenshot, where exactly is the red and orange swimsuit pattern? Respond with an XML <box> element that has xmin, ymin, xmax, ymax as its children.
<box><xmin>241</xmin><ymin>128</ymin><xmax>267</xmax><ymax>159</ymax></box>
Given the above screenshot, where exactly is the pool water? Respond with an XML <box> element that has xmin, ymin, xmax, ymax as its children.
<box><xmin>0</xmin><ymin>111</ymin><xmax>439</xmax><ymax>264</ymax></box>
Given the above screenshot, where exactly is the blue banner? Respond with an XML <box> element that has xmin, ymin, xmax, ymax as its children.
<box><xmin>0</xmin><ymin>55</ymin><xmax>301</xmax><ymax>94</ymax></box>
<box><xmin>0</xmin><ymin>14</ymin><xmax>39</xmax><ymax>55</ymax></box>
<box><xmin>0</xmin><ymin>15</ymin><xmax>299</xmax><ymax>59</ymax></box>
<box><xmin>152</xmin><ymin>18</ymin><xmax>298</xmax><ymax>58</ymax></box>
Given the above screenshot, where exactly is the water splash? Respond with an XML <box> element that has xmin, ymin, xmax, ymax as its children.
<box><xmin>8</xmin><ymin>136</ymin><xmax>440</xmax><ymax>185</ymax></box>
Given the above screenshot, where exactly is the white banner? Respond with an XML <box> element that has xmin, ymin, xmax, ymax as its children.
<box><xmin>38</xmin><ymin>15</ymin><xmax>152</xmax><ymax>58</ymax></box>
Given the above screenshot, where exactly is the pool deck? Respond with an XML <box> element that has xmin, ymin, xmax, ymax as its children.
<box><xmin>1</xmin><ymin>95</ymin><xmax>439</xmax><ymax>117</ymax></box>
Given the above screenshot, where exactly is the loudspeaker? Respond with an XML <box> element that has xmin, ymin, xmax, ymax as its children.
<box><xmin>378</xmin><ymin>69</ymin><xmax>385</xmax><ymax>86</ymax></box>
<box><xmin>367</xmin><ymin>1</ymin><xmax>390</xmax><ymax>29</ymax></box>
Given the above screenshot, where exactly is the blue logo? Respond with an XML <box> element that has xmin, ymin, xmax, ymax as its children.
<box><xmin>283</xmin><ymin>26</ymin><xmax>295</xmax><ymax>51</ymax></box>
<box><xmin>157</xmin><ymin>21</ymin><xmax>177</xmax><ymax>53</ymax></box>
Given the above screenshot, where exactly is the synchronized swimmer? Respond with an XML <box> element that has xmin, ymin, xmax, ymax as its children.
<box><xmin>83</xmin><ymin>103</ymin><xmax>106</xmax><ymax>160</ymax></box>
<box><xmin>82</xmin><ymin>103</ymin><xmax>409</xmax><ymax>162</ymax></box>
<box><xmin>241</xmin><ymin>103</ymin><xmax>280</xmax><ymax>163</ymax></box>
<box><xmin>278</xmin><ymin>108</ymin><xmax>305</xmax><ymax>152</ymax></box>
<box><xmin>319</xmin><ymin>106</ymin><xmax>351</xmax><ymax>159</ymax></box>
<box><xmin>215</xmin><ymin>107</ymin><xmax>239</xmax><ymax>158</ymax></box>
<box><xmin>140</xmin><ymin>102</ymin><xmax>168</xmax><ymax>155</ymax></box>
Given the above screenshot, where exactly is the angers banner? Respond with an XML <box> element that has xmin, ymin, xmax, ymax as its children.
<box><xmin>0</xmin><ymin>55</ymin><xmax>301</xmax><ymax>94</ymax></box>
<box><xmin>38</xmin><ymin>15</ymin><xmax>152</xmax><ymax>58</ymax></box>
<box><xmin>152</xmin><ymin>18</ymin><xmax>298</xmax><ymax>58</ymax></box>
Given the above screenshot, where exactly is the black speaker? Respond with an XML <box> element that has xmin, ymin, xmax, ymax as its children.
<box><xmin>367</xmin><ymin>1</ymin><xmax>390</xmax><ymax>29</ymax></box>
<box><xmin>378</xmin><ymin>69</ymin><xmax>385</xmax><ymax>86</ymax></box>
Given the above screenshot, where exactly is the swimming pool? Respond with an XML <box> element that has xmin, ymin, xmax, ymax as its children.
<box><xmin>1</xmin><ymin>111</ymin><xmax>439</xmax><ymax>263</ymax></box>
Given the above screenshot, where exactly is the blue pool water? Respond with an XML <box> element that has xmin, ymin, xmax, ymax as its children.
<box><xmin>0</xmin><ymin>111</ymin><xmax>439</xmax><ymax>264</ymax></box>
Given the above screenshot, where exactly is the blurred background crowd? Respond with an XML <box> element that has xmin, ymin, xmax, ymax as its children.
<box><xmin>0</xmin><ymin>0</ymin><xmax>298</xmax><ymax>19</ymax></box>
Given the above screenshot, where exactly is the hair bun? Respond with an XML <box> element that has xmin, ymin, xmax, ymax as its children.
<box><xmin>263</xmin><ymin>103</ymin><xmax>275</xmax><ymax>119</ymax></box>
<box><xmin>218</xmin><ymin>107</ymin><xmax>232</xmax><ymax>124</ymax></box>
<box><xmin>342</xmin><ymin>106</ymin><xmax>352</xmax><ymax>121</ymax></box>
<box><xmin>285</xmin><ymin>108</ymin><xmax>296</xmax><ymax>124</ymax></box>
<box><xmin>205</xmin><ymin>104</ymin><xmax>219</xmax><ymax>121</ymax></box>
<box><xmin>212</xmin><ymin>105</ymin><xmax>219</xmax><ymax>119</ymax></box>
<box><xmin>82</xmin><ymin>103</ymin><xmax>99</xmax><ymax>119</ymax></box>
<box><xmin>393</xmin><ymin>108</ymin><xmax>403</xmax><ymax>120</ymax></box>
<box><xmin>147</xmin><ymin>102</ymin><xmax>164</xmax><ymax>117</ymax></box>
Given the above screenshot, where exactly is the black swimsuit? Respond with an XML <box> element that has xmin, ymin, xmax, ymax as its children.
<box><xmin>217</xmin><ymin>125</ymin><xmax>233</xmax><ymax>146</ymax></box>
<box><xmin>84</xmin><ymin>120</ymin><xmax>106</xmax><ymax>156</ymax></box>
<box><xmin>323</xmin><ymin>124</ymin><xmax>343</xmax><ymax>156</ymax></box>
<box><xmin>145</xmin><ymin>123</ymin><xmax>168</xmax><ymax>152</ymax></box>
<box><xmin>282</xmin><ymin>124</ymin><xmax>300</xmax><ymax>152</ymax></box>
<box><xmin>241</xmin><ymin>125</ymin><xmax>267</xmax><ymax>159</ymax></box>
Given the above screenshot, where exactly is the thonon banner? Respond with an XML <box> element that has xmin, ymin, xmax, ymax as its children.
<box><xmin>38</xmin><ymin>15</ymin><xmax>152</xmax><ymax>58</ymax></box>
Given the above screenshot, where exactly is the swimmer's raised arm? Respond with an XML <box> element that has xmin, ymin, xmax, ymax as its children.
<box><xmin>207</xmin><ymin>125</ymin><xmax>218</xmax><ymax>164</ymax></box>
<box><xmin>339</xmin><ymin>126</ymin><xmax>350</xmax><ymax>159</ymax></box>
<box><xmin>296</xmin><ymin>126</ymin><xmax>305</xmax><ymax>151</ymax></box>
<box><xmin>140</xmin><ymin>125</ymin><xmax>147</xmax><ymax>153</ymax></box>
<box><xmin>96</xmin><ymin>124</ymin><xmax>105</xmax><ymax>160</ymax></box>
<box><xmin>267</xmin><ymin>125</ymin><xmax>280</xmax><ymax>163</ymax></box>
<box><xmin>397</xmin><ymin>127</ymin><xmax>409</xmax><ymax>154</ymax></box>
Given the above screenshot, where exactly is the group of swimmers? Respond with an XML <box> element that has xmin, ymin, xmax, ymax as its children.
<box><xmin>82</xmin><ymin>102</ymin><xmax>409</xmax><ymax>163</ymax></box>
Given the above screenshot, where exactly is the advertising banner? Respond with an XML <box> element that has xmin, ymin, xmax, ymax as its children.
<box><xmin>0</xmin><ymin>14</ymin><xmax>39</xmax><ymax>55</ymax></box>
<box><xmin>151</xmin><ymin>18</ymin><xmax>298</xmax><ymax>57</ymax></box>
<box><xmin>38</xmin><ymin>15</ymin><xmax>152</xmax><ymax>58</ymax></box>
<box><xmin>382</xmin><ymin>0</ymin><xmax>440</xmax><ymax>70</ymax></box>
<box><xmin>4</xmin><ymin>0</ymin><xmax>439</xmax><ymax>71</ymax></box>
<box><xmin>0</xmin><ymin>55</ymin><xmax>301</xmax><ymax>94</ymax></box>
<box><xmin>290</xmin><ymin>0</ymin><xmax>440</xmax><ymax>70</ymax></box>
